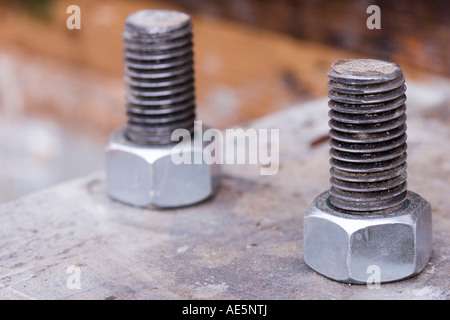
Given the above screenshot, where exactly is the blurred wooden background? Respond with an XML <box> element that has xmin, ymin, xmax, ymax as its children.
<box><xmin>0</xmin><ymin>0</ymin><xmax>448</xmax><ymax>203</ymax></box>
<box><xmin>169</xmin><ymin>0</ymin><xmax>450</xmax><ymax>76</ymax></box>
<box><xmin>0</xmin><ymin>0</ymin><xmax>448</xmax><ymax>139</ymax></box>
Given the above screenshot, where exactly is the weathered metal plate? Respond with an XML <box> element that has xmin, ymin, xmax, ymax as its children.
<box><xmin>0</xmin><ymin>78</ymin><xmax>449</xmax><ymax>299</ymax></box>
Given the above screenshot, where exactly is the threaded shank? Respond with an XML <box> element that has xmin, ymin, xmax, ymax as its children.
<box><xmin>123</xmin><ymin>10</ymin><xmax>195</xmax><ymax>145</ymax></box>
<box><xmin>327</xmin><ymin>59</ymin><xmax>408</xmax><ymax>213</ymax></box>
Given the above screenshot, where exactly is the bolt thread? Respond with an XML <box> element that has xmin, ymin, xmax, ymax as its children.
<box><xmin>327</xmin><ymin>59</ymin><xmax>408</xmax><ymax>213</ymax></box>
<box><xmin>123</xmin><ymin>10</ymin><xmax>195</xmax><ymax>145</ymax></box>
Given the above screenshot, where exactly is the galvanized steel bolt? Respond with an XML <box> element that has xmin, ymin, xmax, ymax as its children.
<box><xmin>328</xmin><ymin>59</ymin><xmax>408</xmax><ymax>212</ymax></box>
<box><xmin>303</xmin><ymin>59</ymin><xmax>432</xmax><ymax>283</ymax></box>
<box><xmin>123</xmin><ymin>10</ymin><xmax>195</xmax><ymax>145</ymax></box>
<box><xmin>105</xmin><ymin>10</ymin><xmax>220</xmax><ymax>208</ymax></box>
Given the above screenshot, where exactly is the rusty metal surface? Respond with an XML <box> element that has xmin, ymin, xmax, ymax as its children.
<box><xmin>0</xmin><ymin>77</ymin><xmax>449</xmax><ymax>299</ymax></box>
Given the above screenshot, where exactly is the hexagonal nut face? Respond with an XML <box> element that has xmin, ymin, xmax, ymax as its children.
<box><xmin>303</xmin><ymin>191</ymin><xmax>432</xmax><ymax>284</ymax></box>
<box><xmin>106</xmin><ymin>128</ymin><xmax>220</xmax><ymax>208</ymax></box>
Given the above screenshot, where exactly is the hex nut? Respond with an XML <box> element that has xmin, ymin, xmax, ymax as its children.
<box><xmin>303</xmin><ymin>190</ymin><xmax>432</xmax><ymax>284</ymax></box>
<box><xmin>106</xmin><ymin>127</ymin><xmax>220</xmax><ymax>208</ymax></box>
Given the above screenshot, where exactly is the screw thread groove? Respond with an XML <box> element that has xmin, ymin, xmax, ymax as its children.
<box><xmin>123</xmin><ymin>10</ymin><xmax>195</xmax><ymax>145</ymax></box>
<box><xmin>327</xmin><ymin>59</ymin><xmax>408</xmax><ymax>213</ymax></box>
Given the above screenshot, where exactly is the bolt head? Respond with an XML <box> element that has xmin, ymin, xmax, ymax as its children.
<box><xmin>105</xmin><ymin>127</ymin><xmax>220</xmax><ymax>208</ymax></box>
<box><xmin>303</xmin><ymin>190</ymin><xmax>432</xmax><ymax>283</ymax></box>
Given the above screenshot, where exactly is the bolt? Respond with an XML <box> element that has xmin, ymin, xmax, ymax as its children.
<box><xmin>328</xmin><ymin>59</ymin><xmax>408</xmax><ymax>213</ymax></box>
<box><xmin>105</xmin><ymin>10</ymin><xmax>220</xmax><ymax>208</ymax></box>
<box><xmin>123</xmin><ymin>10</ymin><xmax>195</xmax><ymax>145</ymax></box>
<box><xmin>303</xmin><ymin>59</ymin><xmax>432</xmax><ymax>283</ymax></box>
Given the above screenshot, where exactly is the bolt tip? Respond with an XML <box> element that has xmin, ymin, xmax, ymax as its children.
<box><xmin>125</xmin><ymin>9</ymin><xmax>191</xmax><ymax>34</ymax></box>
<box><xmin>329</xmin><ymin>59</ymin><xmax>402</xmax><ymax>83</ymax></box>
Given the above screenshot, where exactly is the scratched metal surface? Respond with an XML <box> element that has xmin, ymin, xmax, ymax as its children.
<box><xmin>0</xmin><ymin>78</ymin><xmax>449</xmax><ymax>300</ymax></box>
